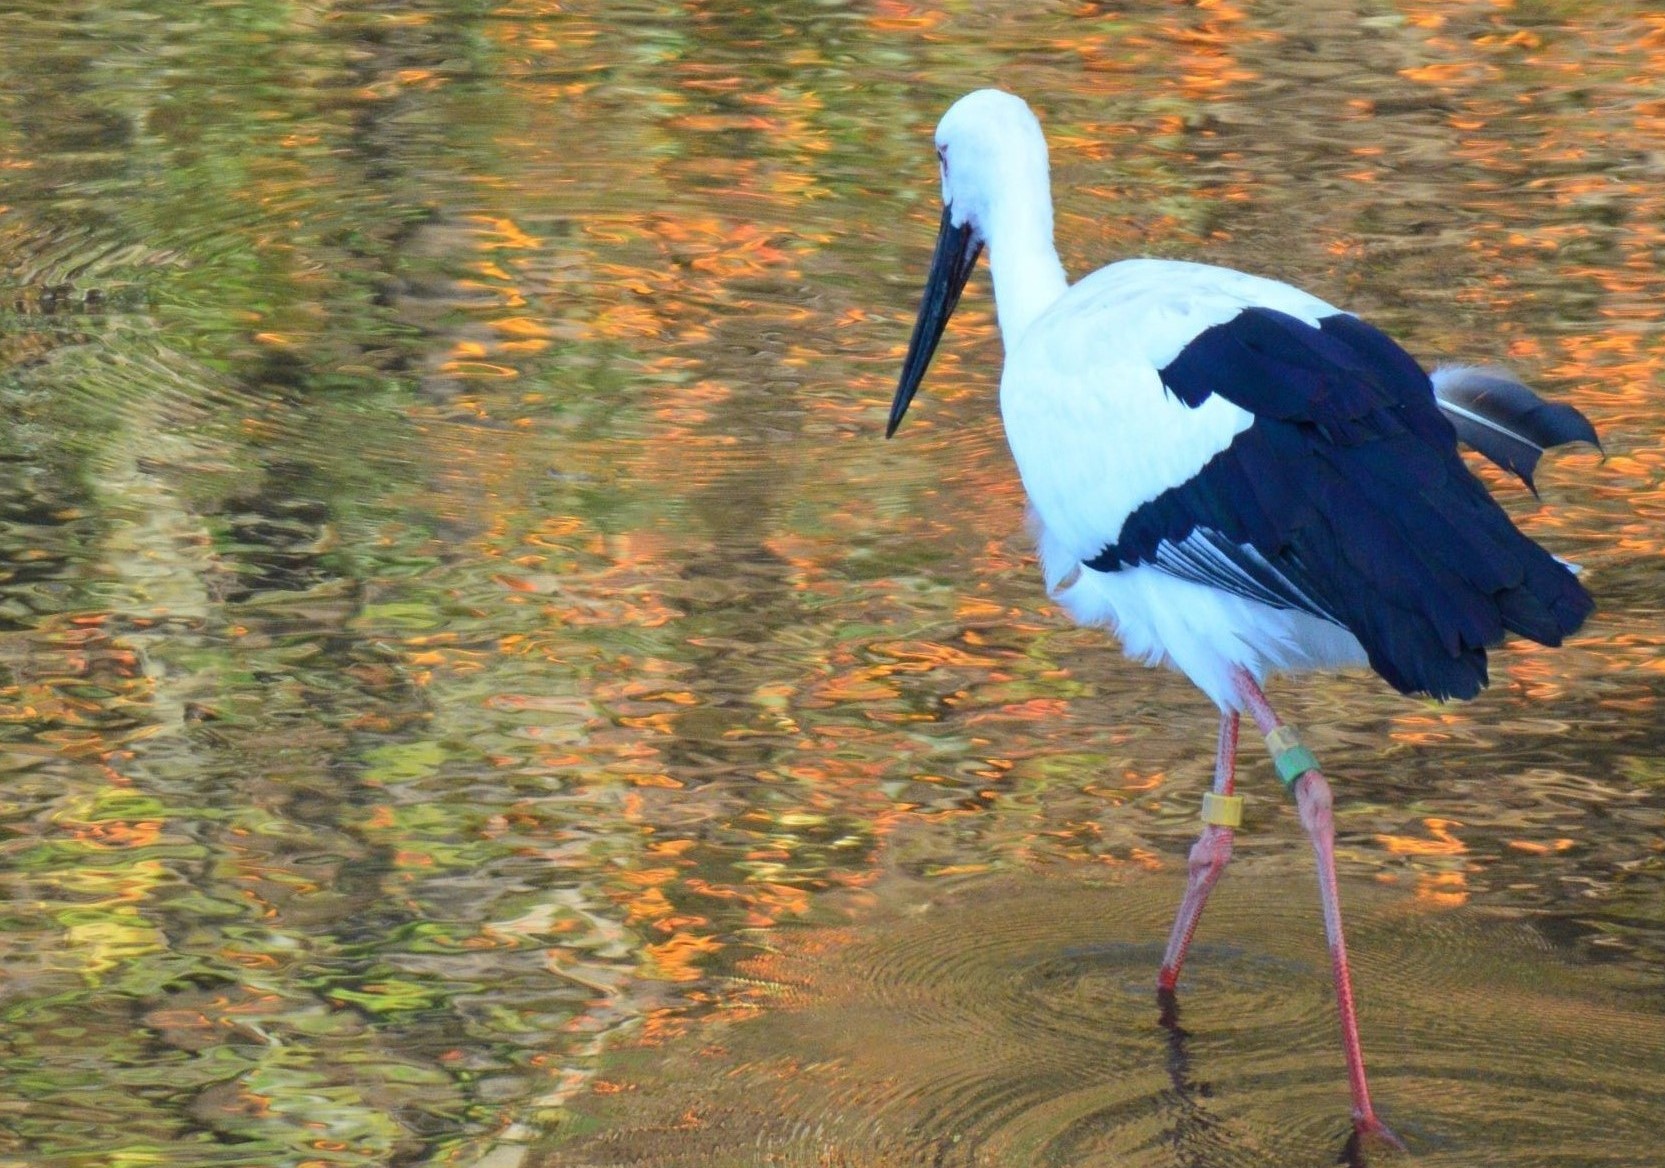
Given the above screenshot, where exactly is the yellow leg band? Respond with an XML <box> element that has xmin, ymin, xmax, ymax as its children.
<box><xmin>1264</xmin><ymin>725</ymin><xmax>1320</xmax><ymax>790</ymax></box>
<box><xmin>1200</xmin><ymin>792</ymin><xmax>1244</xmax><ymax>828</ymax></box>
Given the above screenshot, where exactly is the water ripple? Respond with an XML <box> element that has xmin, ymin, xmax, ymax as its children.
<box><xmin>545</xmin><ymin>869</ymin><xmax>1665</xmax><ymax>1167</ymax></box>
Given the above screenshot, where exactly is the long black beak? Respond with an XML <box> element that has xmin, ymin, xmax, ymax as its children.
<box><xmin>886</xmin><ymin>206</ymin><xmax>983</xmax><ymax>437</ymax></box>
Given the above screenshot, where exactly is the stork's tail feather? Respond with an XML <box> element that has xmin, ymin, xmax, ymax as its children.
<box><xmin>1431</xmin><ymin>365</ymin><xmax>1602</xmax><ymax>495</ymax></box>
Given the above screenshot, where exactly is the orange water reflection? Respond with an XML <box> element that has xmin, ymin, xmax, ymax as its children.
<box><xmin>0</xmin><ymin>0</ymin><xmax>1661</xmax><ymax>1165</ymax></box>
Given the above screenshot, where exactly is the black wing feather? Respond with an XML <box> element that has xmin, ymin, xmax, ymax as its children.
<box><xmin>1086</xmin><ymin>308</ymin><xmax>1592</xmax><ymax>700</ymax></box>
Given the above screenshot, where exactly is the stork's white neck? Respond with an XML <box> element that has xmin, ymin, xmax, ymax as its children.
<box><xmin>985</xmin><ymin>206</ymin><xmax>1069</xmax><ymax>352</ymax></box>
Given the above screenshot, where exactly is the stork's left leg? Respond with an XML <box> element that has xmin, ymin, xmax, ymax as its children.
<box><xmin>1231</xmin><ymin>667</ymin><xmax>1404</xmax><ymax>1151</ymax></box>
<box><xmin>1158</xmin><ymin>710</ymin><xmax>1240</xmax><ymax>993</ymax></box>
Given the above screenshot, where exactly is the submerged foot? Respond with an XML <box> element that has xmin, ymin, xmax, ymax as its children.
<box><xmin>1155</xmin><ymin>984</ymin><xmax>1182</xmax><ymax>1032</ymax></box>
<box><xmin>1341</xmin><ymin>1113</ymin><xmax>1408</xmax><ymax>1164</ymax></box>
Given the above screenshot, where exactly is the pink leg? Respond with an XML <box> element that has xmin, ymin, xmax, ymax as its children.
<box><xmin>1231</xmin><ymin>668</ymin><xmax>1403</xmax><ymax>1150</ymax></box>
<box><xmin>1158</xmin><ymin>710</ymin><xmax>1240</xmax><ymax>993</ymax></box>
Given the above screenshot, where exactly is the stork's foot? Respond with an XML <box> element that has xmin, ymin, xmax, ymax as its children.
<box><xmin>1342</xmin><ymin>1111</ymin><xmax>1408</xmax><ymax>1163</ymax></box>
<box><xmin>1155</xmin><ymin>984</ymin><xmax>1182</xmax><ymax>1032</ymax></box>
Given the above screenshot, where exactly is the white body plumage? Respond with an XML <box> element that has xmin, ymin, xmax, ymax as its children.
<box><xmin>1001</xmin><ymin>259</ymin><xmax>1371</xmax><ymax>707</ymax></box>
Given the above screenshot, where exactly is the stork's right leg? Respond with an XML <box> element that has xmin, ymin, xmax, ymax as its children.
<box><xmin>1231</xmin><ymin>668</ymin><xmax>1403</xmax><ymax>1152</ymax></box>
<box><xmin>1158</xmin><ymin>710</ymin><xmax>1241</xmax><ymax>993</ymax></box>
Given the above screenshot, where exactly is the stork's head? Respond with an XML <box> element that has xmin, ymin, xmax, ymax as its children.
<box><xmin>887</xmin><ymin>90</ymin><xmax>1051</xmax><ymax>437</ymax></box>
<box><xmin>934</xmin><ymin>89</ymin><xmax>1050</xmax><ymax>240</ymax></box>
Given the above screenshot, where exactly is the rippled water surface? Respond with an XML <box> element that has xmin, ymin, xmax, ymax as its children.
<box><xmin>1</xmin><ymin>2</ymin><xmax>1662</xmax><ymax>1166</ymax></box>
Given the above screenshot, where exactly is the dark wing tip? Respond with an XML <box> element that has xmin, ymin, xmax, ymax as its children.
<box><xmin>1431</xmin><ymin>365</ymin><xmax>1602</xmax><ymax>493</ymax></box>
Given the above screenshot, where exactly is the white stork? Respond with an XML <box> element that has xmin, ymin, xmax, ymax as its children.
<box><xmin>886</xmin><ymin>88</ymin><xmax>1597</xmax><ymax>1151</ymax></box>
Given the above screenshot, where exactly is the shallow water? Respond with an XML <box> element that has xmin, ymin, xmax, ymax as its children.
<box><xmin>547</xmin><ymin>871</ymin><xmax>1665</xmax><ymax>1167</ymax></box>
<box><xmin>0</xmin><ymin>2</ymin><xmax>1661</xmax><ymax>1166</ymax></box>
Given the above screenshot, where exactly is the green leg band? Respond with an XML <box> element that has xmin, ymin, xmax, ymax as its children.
<box><xmin>1263</xmin><ymin>725</ymin><xmax>1320</xmax><ymax>791</ymax></box>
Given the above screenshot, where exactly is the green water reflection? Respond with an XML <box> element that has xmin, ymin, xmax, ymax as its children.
<box><xmin>0</xmin><ymin>1</ymin><xmax>1661</xmax><ymax>1165</ymax></box>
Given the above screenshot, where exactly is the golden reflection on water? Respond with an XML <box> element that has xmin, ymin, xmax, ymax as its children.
<box><xmin>0</xmin><ymin>0</ymin><xmax>1661</xmax><ymax>1166</ymax></box>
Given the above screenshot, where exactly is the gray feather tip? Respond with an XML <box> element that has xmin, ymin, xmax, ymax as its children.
<box><xmin>1431</xmin><ymin>365</ymin><xmax>1602</xmax><ymax>495</ymax></box>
